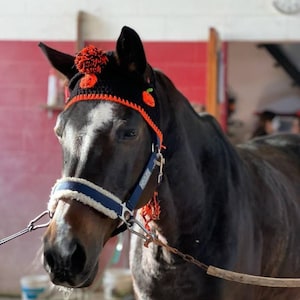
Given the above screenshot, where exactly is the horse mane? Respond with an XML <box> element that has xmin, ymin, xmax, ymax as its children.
<box><xmin>152</xmin><ymin>69</ymin><xmax>246</xmax><ymax>260</ymax></box>
<box><xmin>154</xmin><ymin>69</ymin><xmax>242</xmax><ymax>186</ymax></box>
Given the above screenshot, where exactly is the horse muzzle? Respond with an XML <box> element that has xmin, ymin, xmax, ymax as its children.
<box><xmin>42</xmin><ymin>199</ymin><xmax>106</xmax><ymax>288</ymax></box>
<box><xmin>43</xmin><ymin>236</ymin><xmax>97</xmax><ymax>287</ymax></box>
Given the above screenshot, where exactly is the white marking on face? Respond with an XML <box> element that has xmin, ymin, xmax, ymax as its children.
<box><xmin>81</xmin><ymin>102</ymin><xmax>115</xmax><ymax>162</ymax></box>
<box><xmin>64</xmin><ymin>125</ymin><xmax>77</xmax><ymax>154</ymax></box>
<box><xmin>53</xmin><ymin>201</ymin><xmax>72</xmax><ymax>257</ymax></box>
<box><xmin>88</xmin><ymin>102</ymin><xmax>116</xmax><ymax>129</ymax></box>
<box><xmin>64</xmin><ymin>102</ymin><xmax>116</xmax><ymax>167</ymax></box>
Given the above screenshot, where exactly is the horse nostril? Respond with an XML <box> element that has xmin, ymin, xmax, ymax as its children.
<box><xmin>71</xmin><ymin>241</ymin><xmax>86</xmax><ymax>274</ymax></box>
<box><xmin>44</xmin><ymin>250</ymin><xmax>55</xmax><ymax>271</ymax></box>
<box><xmin>44</xmin><ymin>240</ymin><xmax>86</xmax><ymax>279</ymax></box>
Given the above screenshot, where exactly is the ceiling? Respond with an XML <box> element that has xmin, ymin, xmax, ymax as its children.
<box><xmin>258</xmin><ymin>43</ymin><xmax>300</xmax><ymax>115</ymax></box>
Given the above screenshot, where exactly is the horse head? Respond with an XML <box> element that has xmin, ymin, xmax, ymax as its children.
<box><xmin>40</xmin><ymin>26</ymin><xmax>163</xmax><ymax>287</ymax></box>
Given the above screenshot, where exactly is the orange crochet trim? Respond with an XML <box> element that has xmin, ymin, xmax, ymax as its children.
<box><xmin>64</xmin><ymin>93</ymin><xmax>163</xmax><ymax>148</ymax></box>
<box><xmin>141</xmin><ymin>192</ymin><xmax>160</xmax><ymax>231</ymax></box>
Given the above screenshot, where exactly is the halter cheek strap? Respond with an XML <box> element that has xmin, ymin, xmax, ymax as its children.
<box><xmin>48</xmin><ymin>145</ymin><xmax>165</xmax><ymax>225</ymax></box>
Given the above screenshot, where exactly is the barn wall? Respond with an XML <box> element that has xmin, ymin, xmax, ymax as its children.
<box><xmin>0</xmin><ymin>41</ymin><xmax>72</xmax><ymax>294</ymax></box>
<box><xmin>228</xmin><ymin>42</ymin><xmax>300</xmax><ymax>141</ymax></box>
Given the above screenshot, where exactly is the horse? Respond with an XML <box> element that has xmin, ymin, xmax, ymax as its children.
<box><xmin>40</xmin><ymin>26</ymin><xmax>300</xmax><ymax>299</ymax></box>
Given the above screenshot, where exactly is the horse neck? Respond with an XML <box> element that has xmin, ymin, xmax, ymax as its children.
<box><xmin>155</xmin><ymin>73</ymin><xmax>242</xmax><ymax>249</ymax></box>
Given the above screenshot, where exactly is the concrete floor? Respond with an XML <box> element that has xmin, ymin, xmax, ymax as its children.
<box><xmin>0</xmin><ymin>293</ymin><xmax>106</xmax><ymax>300</ymax></box>
<box><xmin>0</xmin><ymin>291</ymin><xmax>105</xmax><ymax>300</ymax></box>
<box><xmin>0</xmin><ymin>291</ymin><xmax>135</xmax><ymax>299</ymax></box>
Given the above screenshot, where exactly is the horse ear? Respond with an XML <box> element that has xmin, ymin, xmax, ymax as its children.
<box><xmin>39</xmin><ymin>43</ymin><xmax>77</xmax><ymax>79</ymax></box>
<box><xmin>116</xmin><ymin>26</ymin><xmax>147</xmax><ymax>74</ymax></box>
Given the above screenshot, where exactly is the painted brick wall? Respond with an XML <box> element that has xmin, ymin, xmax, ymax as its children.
<box><xmin>0</xmin><ymin>40</ymin><xmax>207</xmax><ymax>294</ymax></box>
<box><xmin>145</xmin><ymin>42</ymin><xmax>207</xmax><ymax>103</ymax></box>
<box><xmin>0</xmin><ymin>41</ymin><xmax>76</xmax><ymax>294</ymax></box>
<box><xmin>89</xmin><ymin>41</ymin><xmax>207</xmax><ymax>104</ymax></box>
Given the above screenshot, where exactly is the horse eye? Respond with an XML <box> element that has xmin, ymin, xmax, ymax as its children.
<box><xmin>54</xmin><ymin>127</ymin><xmax>62</xmax><ymax>138</ymax></box>
<box><xmin>121</xmin><ymin>129</ymin><xmax>137</xmax><ymax>140</ymax></box>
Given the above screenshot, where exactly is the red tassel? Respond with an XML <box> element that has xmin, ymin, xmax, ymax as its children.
<box><xmin>141</xmin><ymin>192</ymin><xmax>161</xmax><ymax>231</ymax></box>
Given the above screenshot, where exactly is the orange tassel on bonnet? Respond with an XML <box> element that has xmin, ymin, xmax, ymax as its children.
<box><xmin>141</xmin><ymin>192</ymin><xmax>161</xmax><ymax>231</ymax></box>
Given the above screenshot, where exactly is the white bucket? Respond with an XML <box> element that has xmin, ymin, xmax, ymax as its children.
<box><xmin>103</xmin><ymin>268</ymin><xmax>133</xmax><ymax>299</ymax></box>
<box><xmin>20</xmin><ymin>275</ymin><xmax>50</xmax><ymax>300</ymax></box>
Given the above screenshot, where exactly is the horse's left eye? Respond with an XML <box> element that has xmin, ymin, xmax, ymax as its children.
<box><xmin>54</xmin><ymin>125</ymin><xmax>63</xmax><ymax>139</ymax></box>
<box><xmin>121</xmin><ymin>129</ymin><xmax>137</xmax><ymax>140</ymax></box>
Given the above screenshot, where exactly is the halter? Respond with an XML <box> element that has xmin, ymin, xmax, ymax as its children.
<box><xmin>48</xmin><ymin>45</ymin><xmax>165</xmax><ymax>233</ymax></box>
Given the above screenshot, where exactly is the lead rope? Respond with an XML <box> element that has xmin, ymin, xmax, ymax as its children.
<box><xmin>0</xmin><ymin>211</ymin><xmax>51</xmax><ymax>246</ymax></box>
<box><xmin>2</xmin><ymin>210</ymin><xmax>300</xmax><ymax>287</ymax></box>
<box><xmin>126</xmin><ymin>217</ymin><xmax>300</xmax><ymax>288</ymax></box>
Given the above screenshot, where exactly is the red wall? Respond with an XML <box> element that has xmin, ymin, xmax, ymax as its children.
<box><xmin>90</xmin><ymin>41</ymin><xmax>207</xmax><ymax>104</ymax></box>
<box><xmin>145</xmin><ymin>42</ymin><xmax>207</xmax><ymax>104</ymax></box>
<box><xmin>0</xmin><ymin>40</ymin><xmax>207</xmax><ymax>293</ymax></box>
<box><xmin>0</xmin><ymin>41</ymin><xmax>76</xmax><ymax>293</ymax></box>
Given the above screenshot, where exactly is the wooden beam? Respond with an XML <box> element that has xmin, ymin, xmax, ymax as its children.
<box><xmin>76</xmin><ymin>11</ymin><xmax>85</xmax><ymax>52</ymax></box>
<box><xmin>206</xmin><ymin>27</ymin><xmax>220</xmax><ymax>121</ymax></box>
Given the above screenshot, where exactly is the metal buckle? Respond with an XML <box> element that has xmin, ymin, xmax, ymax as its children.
<box><xmin>119</xmin><ymin>203</ymin><xmax>134</xmax><ymax>224</ymax></box>
<box><xmin>155</xmin><ymin>150</ymin><xmax>165</xmax><ymax>184</ymax></box>
<box><xmin>27</xmin><ymin>210</ymin><xmax>52</xmax><ymax>231</ymax></box>
<box><xmin>126</xmin><ymin>217</ymin><xmax>157</xmax><ymax>247</ymax></box>
<box><xmin>0</xmin><ymin>210</ymin><xmax>52</xmax><ymax>246</ymax></box>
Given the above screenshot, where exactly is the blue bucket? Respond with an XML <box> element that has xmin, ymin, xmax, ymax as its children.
<box><xmin>20</xmin><ymin>275</ymin><xmax>49</xmax><ymax>300</ymax></box>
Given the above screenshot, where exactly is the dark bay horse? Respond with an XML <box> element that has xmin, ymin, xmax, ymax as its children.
<box><xmin>40</xmin><ymin>26</ymin><xmax>300</xmax><ymax>299</ymax></box>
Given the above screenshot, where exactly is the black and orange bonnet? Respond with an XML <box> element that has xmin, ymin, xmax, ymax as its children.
<box><xmin>65</xmin><ymin>45</ymin><xmax>163</xmax><ymax>148</ymax></box>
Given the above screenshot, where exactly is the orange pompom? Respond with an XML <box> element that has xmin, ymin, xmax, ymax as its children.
<box><xmin>142</xmin><ymin>90</ymin><xmax>155</xmax><ymax>107</ymax></box>
<box><xmin>75</xmin><ymin>45</ymin><xmax>108</xmax><ymax>74</ymax></box>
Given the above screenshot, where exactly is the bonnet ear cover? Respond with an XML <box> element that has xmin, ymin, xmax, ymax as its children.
<box><xmin>39</xmin><ymin>43</ymin><xmax>77</xmax><ymax>80</ymax></box>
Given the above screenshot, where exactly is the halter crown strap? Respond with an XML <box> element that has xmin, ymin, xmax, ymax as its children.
<box><xmin>49</xmin><ymin>146</ymin><xmax>164</xmax><ymax>222</ymax></box>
